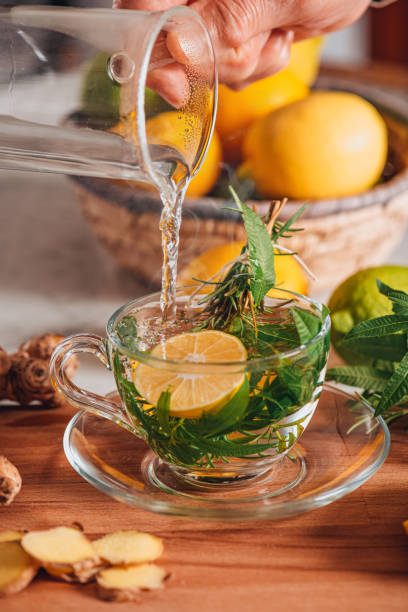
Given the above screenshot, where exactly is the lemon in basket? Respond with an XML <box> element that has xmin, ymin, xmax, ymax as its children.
<box><xmin>216</xmin><ymin>71</ymin><xmax>308</xmax><ymax>164</ymax></box>
<box><xmin>111</xmin><ymin>111</ymin><xmax>222</xmax><ymax>198</ymax></box>
<box><xmin>178</xmin><ymin>242</ymin><xmax>308</xmax><ymax>297</ymax></box>
<box><xmin>242</xmin><ymin>91</ymin><xmax>388</xmax><ymax>200</ymax></box>
<box><xmin>287</xmin><ymin>37</ymin><xmax>324</xmax><ymax>86</ymax></box>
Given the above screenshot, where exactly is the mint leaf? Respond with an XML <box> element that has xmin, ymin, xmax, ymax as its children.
<box><xmin>230</xmin><ymin>187</ymin><xmax>275</xmax><ymax>305</ymax></box>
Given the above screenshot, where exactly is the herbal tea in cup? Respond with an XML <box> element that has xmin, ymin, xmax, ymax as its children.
<box><xmin>51</xmin><ymin>287</ymin><xmax>330</xmax><ymax>483</ymax></box>
<box><xmin>51</xmin><ymin>196</ymin><xmax>330</xmax><ymax>486</ymax></box>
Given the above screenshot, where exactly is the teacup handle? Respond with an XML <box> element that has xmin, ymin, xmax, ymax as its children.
<box><xmin>50</xmin><ymin>333</ymin><xmax>130</xmax><ymax>429</ymax></box>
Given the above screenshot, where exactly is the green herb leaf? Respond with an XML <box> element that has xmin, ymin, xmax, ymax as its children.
<box><xmin>344</xmin><ymin>314</ymin><xmax>408</xmax><ymax>339</ymax></box>
<box><xmin>327</xmin><ymin>365</ymin><xmax>391</xmax><ymax>392</ymax></box>
<box><xmin>195</xmin><ymin>377</ymin><xmax>250</xmax><ymax>436</ymax></box>
<box><xmin>193</xmin><ymin>437</ymin><xmax>278</xmax><ymax>458</ymax></box>
<box><xmin>115</xmin><ymin>315</ymin><xmax>138</xmax><ymax>351</ymax></box>
<box><xmin>374</xmin><ymin>351</ymin><xmax>408</xmax><ymax>416</ymax></box>
<box><xmin>272</xmin><ymin>204</ymin><xmax>308</xmax><ymax>241</ymax></box>
<box><xmin>340</xmin><ymin>333</ymin><xmax>408</xmax><ymax>363</ymax></box>
<box><xmin>376</xmin><ymin>279</ymin><xmax>408</xmax><ymax>314</ymax></box>
<box><xmin>291</xmin><ymin>307</ymin><xmax>319</xmax><ymax>344</ymax></box>
<box><xmin>230</xmin><ymin>187</ymin><xmax>275</xmax><ymax>305</ymax></box>
<box><xmin>157</xmin><ymin>390</ymin><xmax>172</xmax><ymax>433</ymax></box>
<box><xmin>256</xmin><ymin>323</ymin><xmax>300</xmax><ymax>346</ymax></box>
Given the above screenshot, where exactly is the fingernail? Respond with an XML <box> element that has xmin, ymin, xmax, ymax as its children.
<box><xmin>285</xmin><ymin>30</ymin><xmax>294</xmax><ymax>44</ymax></box>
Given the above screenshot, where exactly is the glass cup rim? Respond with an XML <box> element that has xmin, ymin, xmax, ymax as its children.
<box><xmin>106</xmin><ymin>288</ymin><xmax>331</xmax><ymax>374</ymax></box>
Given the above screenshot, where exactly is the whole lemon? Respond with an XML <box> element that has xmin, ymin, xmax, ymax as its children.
<box><xmin>178</xmin><ymin>242</ymin><xmax>308</xmax><ymax>297</ymax></box>
<box><xmin>287</xmin><ymin>37</ymin><xmax>324</xmax><ymax>86</ymax></box>
<box><xmin>216</xmin><ymin>71</ymin><xmax>309</xmax><ymax>164</ymax></box>
<box><xmin>329</xmin><ymin>265</ymin><xmax>408</xmax><ymax>362</ymax></box>
<box><xmin>146</xmin><ymin>112</ymin><xmax>222</xmax><ymax>197</ymax></box>
<box><xmin>243</xmin><ymin>91</ymin><xmax>388</xmax><ymax>200</ymax></box>
<box><xmin>112</xmin><ymin>111</ymin><xmax>222</xmax><ymax>197</ymax></box>
<box><xmin>186</xmin><ymin>129</ymin><xmax>222</xmax><ymax>198</ymax></box>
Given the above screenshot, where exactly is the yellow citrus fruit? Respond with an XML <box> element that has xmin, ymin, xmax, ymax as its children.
<box><xmin>134</xmin><ymin>331</ymin><xmax>247</xmax><ymax>418</ymax></box>
<box><xmin>111</xmin><ymin>111</ymin><xmax>221</xmax><ymax>198</ymax></box>
<box><xmin>178</xmin><ymin>242</ymin><xmax>308</xmax><ymax>297</ymax></box>
<box><xmin>145</xmin><ymin>110</ymin><xmax>203</xmax><ymax>173</ymax></box>
<box><xmin>186</xmin><ymin>129</ymin><xmax>222</xmax><ymax>198</ymax></box>
<box><xmin>243</xmin><ymin>91</ymin><xmax>388</xmax><ymax>200</ymax></box>
<box><xmin>287</xmin><ymin>37</ymin><xmax>324</xmax><ymax>86</ymax></box>
<box><xmin>216</xmin><ymin>71</ymin><xmax>309</xmax><ymax>164</ymax></box>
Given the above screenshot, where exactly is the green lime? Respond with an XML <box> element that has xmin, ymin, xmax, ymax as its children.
<box><xmin>81</xmin><ymin>53</ymin><xmax>121</xmax><ymax>121</ymax></box>
<box><xmin>329</xmin><ymin>265</ymin><xmax>408</xmax><ymax>362</ymax></box>
<box><xmin>80</xmin><ymin>52</ymin><xmax>172</xmax><ymax>123</ymax></box>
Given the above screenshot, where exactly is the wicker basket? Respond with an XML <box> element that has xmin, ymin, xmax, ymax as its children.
<box><xmin>71</xmin><ymin>75</ymin><xmax>408</xmax><ymax>294</ymax></box>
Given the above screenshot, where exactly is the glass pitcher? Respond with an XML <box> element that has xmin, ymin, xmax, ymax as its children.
<box><xmin>0</xmin><ymin>5</ymin><xmax>217</xmax><ymax>195</ymax></box>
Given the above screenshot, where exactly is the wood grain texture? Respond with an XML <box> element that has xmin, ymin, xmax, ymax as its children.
<box><xmin>0</xmin><ymin>396</ymin><xmax>407</xmax><ymax>612</ymax></box>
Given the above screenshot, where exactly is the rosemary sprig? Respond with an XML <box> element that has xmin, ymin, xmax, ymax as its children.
<box><xmin>327</xmin><ymin>280</ymin><xmax>408</xmax><ymax>425</ymax></box>
<box><xmin>196</xmin><ymin>188</ymin><xmax>308</xmax><ymax>332</ymax></box>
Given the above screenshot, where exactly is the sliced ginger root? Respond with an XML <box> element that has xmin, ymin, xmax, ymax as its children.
<box><xmin>21</xmin><ymin>527</ymin><xmax>101</xmax><ymax>583</ymax></box>
<box><xmin>96</xmin><ymin>563</ymin><xmax>167</xmax><ymax>602</ymax></box>
<box><xmin>0</xmin><ymin>456</ymin><xmax>22</xmax><ymax>506</ymax></box>
<box><xmin>1</xmin><ymin>526</ymin><xmax>169</xmax><ymax>597</ymax></box>
<box><xmin>0</xmin><ymin>541</ymin><xmax>38</xmax><ymax>597</ymax></box>
<box><xmin>0</xmin><ymin>531</ymin><xmax>25</xmax><ymax>543</ymax></box>
<box><xmin>93</xmin><ymin>530</ymin><xmax>163</xmax><ymax>565</ymax></box>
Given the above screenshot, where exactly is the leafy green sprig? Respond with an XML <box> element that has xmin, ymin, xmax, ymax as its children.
<box><xmin>195</xmin><ymin>189</ymin><xmax>309</xmax><ymax>332</ymax></box>
<box><xmin>327</xmin><ymin>280</ymin><xmax>408</xmax><ymax>425</ymax></box>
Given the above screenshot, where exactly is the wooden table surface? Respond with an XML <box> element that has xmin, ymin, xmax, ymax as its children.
<box><xmin>1</xmin><ymin>394</ymin><xmax>408</xmax><ymax>612</ymax></box>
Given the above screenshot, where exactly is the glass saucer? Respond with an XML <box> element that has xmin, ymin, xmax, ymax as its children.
<box><xmin>63</xmin><ymin>384</ymin><xmax>390</xmax><ymax>521</ymax></box>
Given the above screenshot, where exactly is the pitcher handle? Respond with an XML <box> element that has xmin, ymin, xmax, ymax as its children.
<box><xmin>50</xmin><ymin>333</ymin><xmax>131</xmax><ymax>429</ymax></box>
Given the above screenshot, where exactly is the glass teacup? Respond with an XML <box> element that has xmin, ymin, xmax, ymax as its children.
<box><xmin>51</xmin><ymin>289</ymin><xmax>330</xmax><ymax>486</ymax></box>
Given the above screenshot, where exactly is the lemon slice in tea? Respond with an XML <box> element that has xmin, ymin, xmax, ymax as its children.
<box><xmin>134</xmin><ymin>331</ymin><xmax>247</xmax><ymax>418</ymax></box>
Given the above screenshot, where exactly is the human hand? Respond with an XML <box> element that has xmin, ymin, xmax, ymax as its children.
<box><xmin>114</xmin><ymin>0</ymin><xmax>371</xmax><ymax>89</ymax></box>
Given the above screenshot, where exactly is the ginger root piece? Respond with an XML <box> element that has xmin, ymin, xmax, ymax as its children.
<box><xmin>0</xmin><ymin>531</ymin><xmax>25</xmax><ymax>543</ymax></box>
<box><xmin>45</xmin><ymin>564</ymin><xmax>102</xmax><ymax>584</ymax></box>
<box><xmin>21</xmin><ymin>527</ymin><xmax>100</xmax><ymax>582</ymax></box>
<box><xmin>0</xmin><ymin>541</ymin><xmax>38</xmax><ymax>597</ymax></box>
<box><xmin>0</xmin><ymin>334</ymin><xmax>78</xmax><ymax>409</ymax></box>
<box><xmin>93</xmin><ymin>530</ymin><xmax>163</xmax><ymax>565</ymax></box>
<box><xmin>0</xmin><ymin>456</ymin><xmax>22</xmax><ymax>506</ymax></box>
<box><xmin>96</xmin><ymin>563</ymin><xmax>167</xmax><ymax>602</ymax></box>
